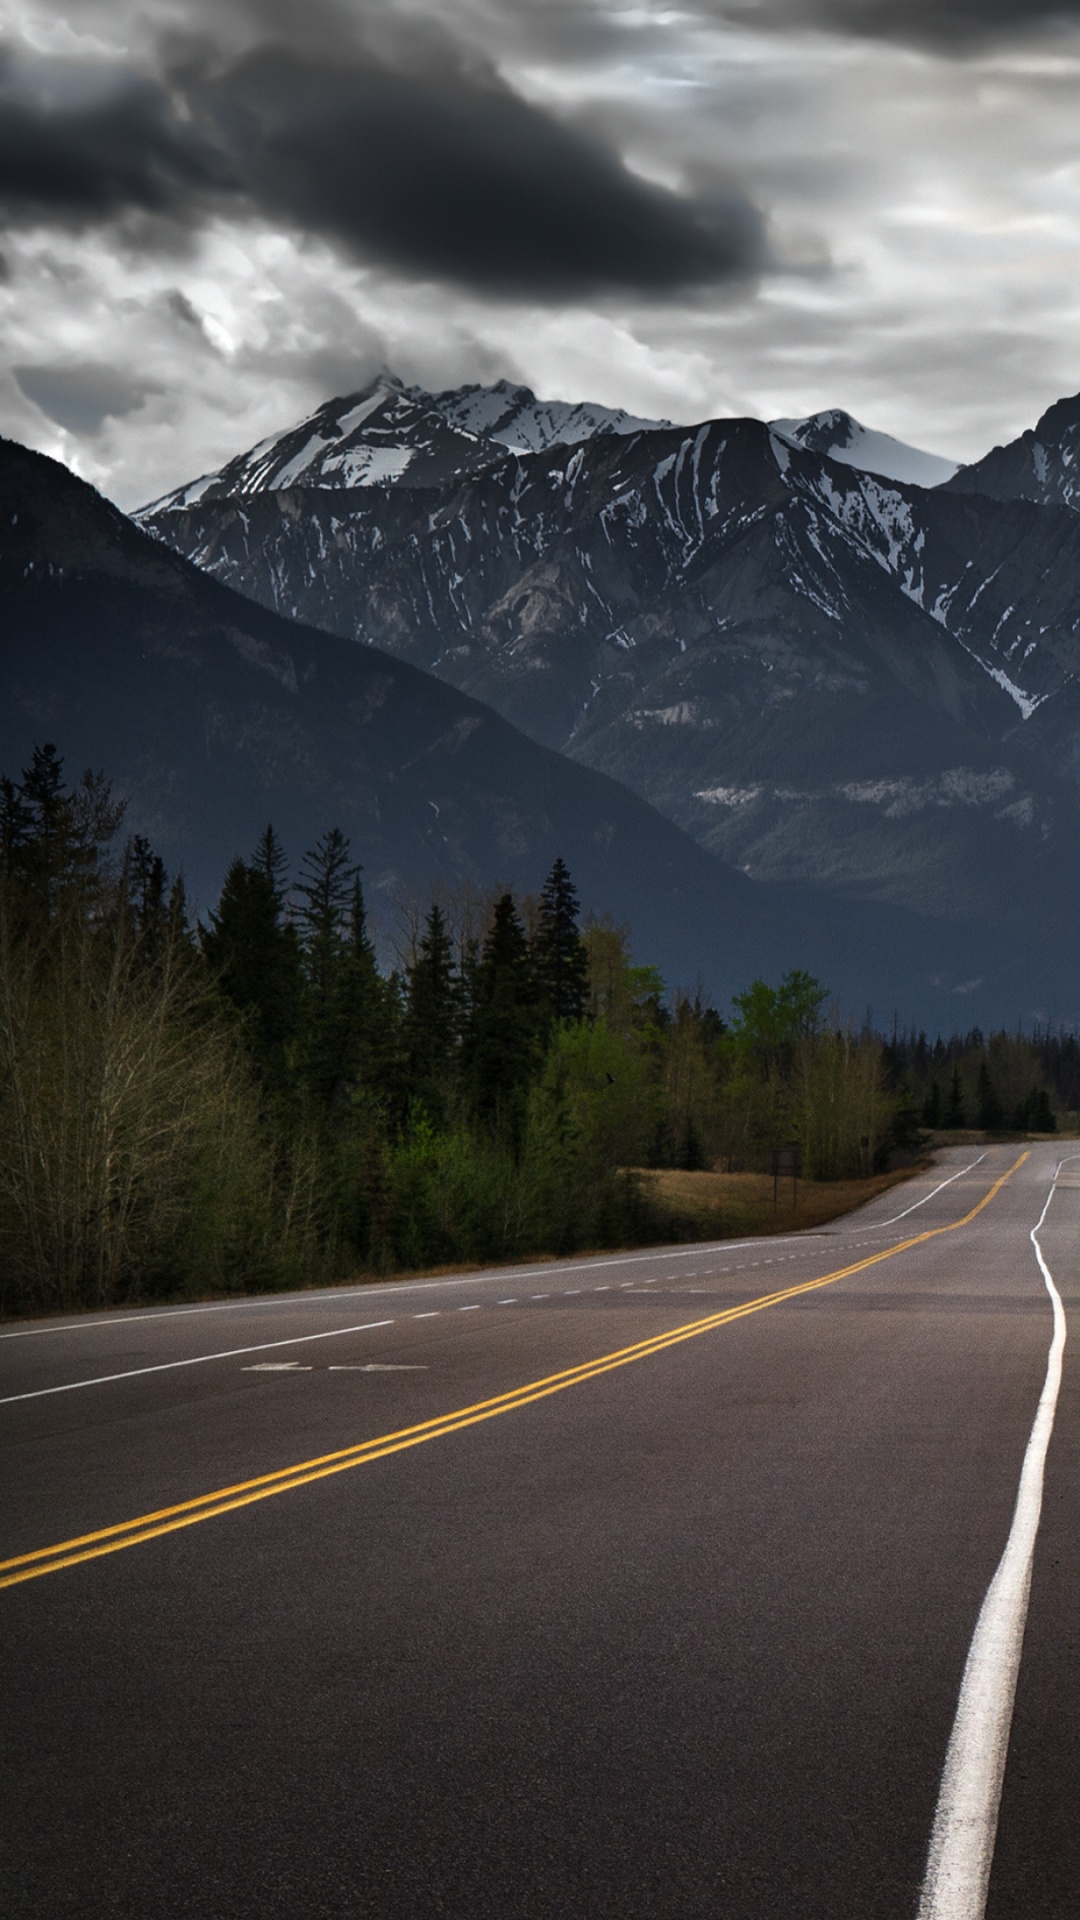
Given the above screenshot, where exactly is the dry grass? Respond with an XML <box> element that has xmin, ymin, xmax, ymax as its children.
<box><xmin>631</xmin><ymin>1164</ymin><xmax>925</xmax><ymax>1242</ymax></box>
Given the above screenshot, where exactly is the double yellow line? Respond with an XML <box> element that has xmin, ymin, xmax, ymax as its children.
<box><xmin>0</xmin><ymin>1153</ymin><xmax>1027</xmax><ymax>1592</ymax></box>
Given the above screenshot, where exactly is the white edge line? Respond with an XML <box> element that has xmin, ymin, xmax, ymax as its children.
<box><xmin>0</xmin><ymin>1152</ymin><xmax>990</xmax><ymax>1346</ymax></box>
<box><xmin>0</xmin><ymin>1322</ymin><xmax>395</xmax><ymax>1406</ymax></box>
<box><xmin>916</xmin><ymin>1155</ymin><xmax>1073</xmax><ymax>1920</ymax></box>
<box><xmin>867</xmin><ymin>1154</ymin><xmax>986</xmax><ymax>1230</ymax></box>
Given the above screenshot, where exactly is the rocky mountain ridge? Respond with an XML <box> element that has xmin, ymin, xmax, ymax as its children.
<box><xmin>11</xmin><ymin>429</ymin><xmax>1039</xmax><ymax>1024</ymax></box>
<box><xmin>135</xmin><ymin>385</ymin><xmax>1080</xmax><ymax>950</ymax></box>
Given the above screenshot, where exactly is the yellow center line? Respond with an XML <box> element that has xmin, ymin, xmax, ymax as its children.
<box><xmin>1</xmin><ymin>1152</ymin><xmax>1028</xmax><ymax>1591</ymax></box>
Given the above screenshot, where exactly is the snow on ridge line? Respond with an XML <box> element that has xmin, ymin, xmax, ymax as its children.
<box><xmin>135</xmin><ymin>377</ymin><xmax>674</xmax><ymax>514</ymax></box>
<box><xmin>770</xmin><ymin>411</ymin><xmax>959</xmax><ymax>488</ymax></box>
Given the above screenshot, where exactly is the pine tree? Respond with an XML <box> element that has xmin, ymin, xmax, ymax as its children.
<box><xmin>1032</xmin><ymin>1088</ymin><xmax>1057</xmax><ymax>1133</ymax></box>
<box><xmin>15</xmin><ymin>746</ymin><xmax>125</xmax><ymax>919</ymax></box>
<box><xmin>0</xmin><ymin>776</ymin><xmax>32</xmax><ymax>883</ymax></box>
<box><xmin>329</xmin><ymin>874</ymin><xmax>390</xmax><ymax>1111</ymax></box>
<box><xmin>944</xmin><ymin>1066</ymin><xmax>966</xmax><ymax>1128</ymax></box>
<box><xmin>532</xmin><ymin>857</ymin><xmax>589</xmax><ymax>1027</ymax></box>
<box><xmin>123</xmin><ymin>834</ymin><xmax>169</xmax><ymax>962</ymax></box>
<box><xmin>294</xmin><ymin>828</ymin><xmax>360</xmax><ymax>1108</ymax></box>
<box><xmin>202</xmin><ymin>853</ymin><xmax>302</xmax><ymax>1088</ymax></box>
<box><xmin>402</xmin><ymin>903</ymin><xmax>459</xmax><ymax>1124</ymax></box>
<box><xmin>977</xmin><ymin>1060</ymin><xmax>1004</xmax><ymax>1132</ymax></box>
<box><xmin>463</xmin><ymin>891</ymin><xmax>540</xmax><ymax>1130</ymax></box>
<box><xmin>251</xmin><ymin>823</ymin><xmax>289</xmax><ymax>906</ymax></box>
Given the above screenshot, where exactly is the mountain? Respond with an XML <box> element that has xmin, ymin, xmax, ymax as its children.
<box><xmin>135</xmin><ymin>386</ymin><xmax>1080</xmax><ymax>964</ymax></box>
<box><xmin>0</xmin><ymin>433</ymin><xmax>755</xmax><ymax>986</ymax></box>
<box><xmin>768</xmin><ymin>410</ymin><xmax>958</xmax><ymax>487</ymax></box>
<box><xmin>4</xmin><ymin>432</ymin><xmax>1069</xmax><ymax>1028</ymax></box>
<box><xmin>942</xmin><ymin>390</ymin><xmax>1080</xmax><ymax>514</ymax></box>
<box><xmin>141</xmin><ymin>373</ymin><xmax>669</xmax><ymax>512</ymax></box>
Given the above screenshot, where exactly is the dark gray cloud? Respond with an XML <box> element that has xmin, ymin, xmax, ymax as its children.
<box><xmin>0</xmin><ymin>50</ymin><xmax>232</xmax><ymax>222</ymax></box>
<box><xmin>0</xmin><ymin>36</ymin><xmax>764</xmax><ymax>299</ymax></box>
<box><xmin>13</xmin><ymin>361</ymin><xmax>157</xmax><ymax>434</ymax></box>
<box><xmin>717</xmin><ymin>1</ymin><xmax>1080</xmax><ymax>53</ymax></box>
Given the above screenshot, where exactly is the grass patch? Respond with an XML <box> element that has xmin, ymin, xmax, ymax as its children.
<box><xmin>632</xmin><ymin>1164</ymin><xmax>925</xmax><ymax>1243</ymax></box>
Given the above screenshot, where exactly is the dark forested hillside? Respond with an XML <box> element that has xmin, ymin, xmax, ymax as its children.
<box><xmin>4</xmin><ymin>432</ymin><xmax>1066</xmax><ymax>1029</ymax></box>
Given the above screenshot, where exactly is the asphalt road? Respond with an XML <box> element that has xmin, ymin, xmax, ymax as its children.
<box><xmin>1</xmin><ymin>1144</ymin><xmax>1077</xmax><ymax>1919</ymax></box>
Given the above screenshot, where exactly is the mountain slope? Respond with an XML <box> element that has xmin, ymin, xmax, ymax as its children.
<box><xmin>5</xmin><ymin>433</ymin><xmax>1070</xmax><ymax>1027</ymax></box>
<box><xmin>141</xmin><ymin>373</ymin><xmax>668</xmax><ymax>511</ymax></box>
<box><xmin>942</xmin><ymin>390</ymin><xmax>1080</xmax><ymax>514</ymax></box>
<box><xmin>769</xmin><ymin>409</ymin><xmax>958</xmax><ymax>487</ymax></box>
<box><xmin>137</xmin><ymin>400</ymin><xmax>1080</xmax><ymax>943</ymax></box>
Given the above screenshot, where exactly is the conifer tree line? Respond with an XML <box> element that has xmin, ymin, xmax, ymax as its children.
<box><xmin>0</xmin><ymin>748</ymin><xmax>1069</xmax><ymax>1316</ymax></box>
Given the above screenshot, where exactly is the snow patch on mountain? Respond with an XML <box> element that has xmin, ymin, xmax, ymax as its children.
<box><xmin>434</xmin><ymin>379</ymin><xmax>667</xmax><ymax>452</ymax></box>
<box><xmin>138</xmin><ymin>374</ymin><xmax>670</xmax><ymax>516</ymax></box>
<box><xmin>770</xmin><ymin>410</ymin><xmax>959</xmax><ymax>488</ymax></box>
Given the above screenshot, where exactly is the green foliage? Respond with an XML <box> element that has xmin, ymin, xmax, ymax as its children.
<box><xmin>2</xmin><ymin>751</ymin><xmax>1069</xmax><ymax>1317</ymax></box>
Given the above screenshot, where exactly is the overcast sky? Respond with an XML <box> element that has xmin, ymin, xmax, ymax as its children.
<box><xmin>2</xmin><ymin>0</ymin><xmax>1080</xmax><ymax>507</ymax></box>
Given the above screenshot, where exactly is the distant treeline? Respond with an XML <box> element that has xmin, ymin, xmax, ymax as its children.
<box><xmin>0</xmin><ymin>747</ymin><xmax>1068</xmax><ymax>1316</ymax></box>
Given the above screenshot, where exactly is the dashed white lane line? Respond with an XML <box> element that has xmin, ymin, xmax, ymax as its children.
<box><xmin>0</xmin><ymin>1321</ymin><xmax>397</xmax><ymax>1404</ymax></box>
<box><xmin>497</xmin><ymin>1299</ymin><xmax>517</xmax><ymax>1305</ymax></box>
<box><xmin>564</xmin><ymin>1289</ymin><xmax>581</xmax><ymax>1295</ymax></box>
<box><xmin>414</xmin><ymin>1312</ymin><xmax>439</xmax><ymax>1319</ymax></box>
<box><xmin>329</xmin><ymin>1363</ymin><xmax>428</xmax><ymax>1373</ymax></box>
<box><xmin>531</xmin><ymin>1294</ymin><xmax>549</xmax><ymax>1299</ymax></box>
<box><xmin>458</xmin><ymin>1305</ymin><xmax>480</xmax><ymax>1312</ymax></box>
<box><xmin>917</xmin><ymin>1160</ymin><xmax>1071</xmax><ymax>1920</ymax></box>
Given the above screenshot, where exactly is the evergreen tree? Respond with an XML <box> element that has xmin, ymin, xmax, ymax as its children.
<box><xmin>251</xmin><ymin>822</ymin><xmax>289</xmax><ymax>906</ymax></box>
<box><xmin>922</xmin><ymin>1078</ymin><xmax>943</xmax><ymax>1128</ymax></box>
<box><xmin>123</xmin><ymin>834</ymin><xmax>170</xmax><ymax>962</ymax></box>
<box><xmin>1032</xmin><ymin>1087</ymin><xmax>1057</xmax><ymax>1133</ymax></box>
<box><xmin>14</xmin><ymin>746</ymin><xmax>125</xmax><ymax>918</ymax></box>
<box><xmin>330</xmin><ymin>874</ymin><xmax>390</xmax><ymax>1110</ymax></box>
<box><xmin>402</xmin><ymin>903</ymin><xmax>459</xmax><ymax>1124</ymax></box>
<box><xmin>977</xmin><ymin>1060</ymin><xmax>1004</xmax><ymax>1132</ymax></box>
<box><xmin>463</xmin><ymin>891</ymin><xmax>540</xmax><ymax>1130</ymax></box>
<box><xmin>201</xmin><ymin>853</ymin><xmax>302</xmax><ymax>1088</ymax></box>
<box><xmin>294</xmin><ymin>828</ymin><xmax>361</xmax><ymax>1108</ymax></box>
<box><xmin>944</xmin><ymin>1066</ymin><xmax>966</xmax><ymax>1128</ymax></box>
<box><xmin>532</xmin><ymin>857</ymin><xmax>589</xmax><ymax>1026</ymax></box>
<box><xmin>0</xmin><ymin>775</ymin><xmax>32</xmax><ymax>883</ymax></box>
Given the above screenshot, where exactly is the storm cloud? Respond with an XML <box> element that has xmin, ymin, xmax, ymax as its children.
<box><xmin>0</xmin><ymin>37</ymin><xmax>764</xmax><ymax>298</ymax></box>
<box><xmin>715</xmin><ymin>0</ymin><xmax>1080</xmax><ymax>54</ymax></box>
<box><xmin>4</xmin><ymin>0</ymin><xmax>1080</xmax><ymax>509</ymax></box>
<box><xmin>13</xmin><ymin>361</ymin><xmax>157</xmax><ymax>435</ymax></box>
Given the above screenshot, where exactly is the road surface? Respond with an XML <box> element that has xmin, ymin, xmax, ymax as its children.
<box><xmin>1</xmin><ymin>1144</ymin><xmax>1077</xmax><ymax>1918</ymax></box>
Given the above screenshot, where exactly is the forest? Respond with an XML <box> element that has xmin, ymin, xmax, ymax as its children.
<box><xmin>0</xmin><ymin>747</ymin><xmax>1071</xmax><ymax>1317</ymax></box>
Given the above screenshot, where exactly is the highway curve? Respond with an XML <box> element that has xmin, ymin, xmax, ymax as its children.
<box><xmin>1</xmin><ymin>1144</ymin><xmax>1077</xmax><ymax>1919</ymax></box>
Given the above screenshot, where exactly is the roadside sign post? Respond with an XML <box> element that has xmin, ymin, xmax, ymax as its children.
<box><xmin>771</xmin><ymin>1145</ymin><xmax>802</xmax><ymax>1211</ymax></box>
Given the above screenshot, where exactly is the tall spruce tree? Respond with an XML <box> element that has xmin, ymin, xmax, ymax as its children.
<box><xmin>13</xmin><ymin>746</ymin><xmax>125</xmax><ymax>919</ymax></box>
<box><xmin>402</xmin><ymin>903</ymin><xmax>459</xmax><ymax>1124</ymax></box>
<box><xmin>294</xmin><ymin>828</ymin><xmax>364</xmax><ymax>1110</ymax></box>
<box><xmin>463</xmin><ymin>891</ymin><xmax>540</xmax><ymax>1130</ymax></box>
<box><xmin>341</xmin><ymin>876</ymin><xmax>392</xmax><ymax>1095</ymax></box>
<box><xmin>202</xmin><ymin>848</ymin><xmax>302</xmax><ymax>1089</ymax></box>
<box><xmin>532</xmin><ymin>857</ymin><xmax>589</xmax><ymax>1027</ymax></box>
<box><xmin>251</xmin><ymin>822</ymin><xmax>289</xmax><ymax>906</ymax></box>
<box><xmin>944</xmin><ymin>1065</ymin><xmax>966</xmax><ymax>1128</ymax></box>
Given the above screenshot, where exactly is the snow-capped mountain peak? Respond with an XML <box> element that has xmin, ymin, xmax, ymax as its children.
<box><xmin>138</xmin><ymin>374</ymin><xmax>670</xmax><ymax>514</ymax></box>
<box><xmin>768</xmin><ymin>409</ymin><xmax>959</xmax><ymax>488</ymax></box>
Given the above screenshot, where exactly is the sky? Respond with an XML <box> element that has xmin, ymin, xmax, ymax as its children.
<box><xmin>2</xmin><ymin>0</ymin><xmax>1080</xmax><ymax>508</ymax></box>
